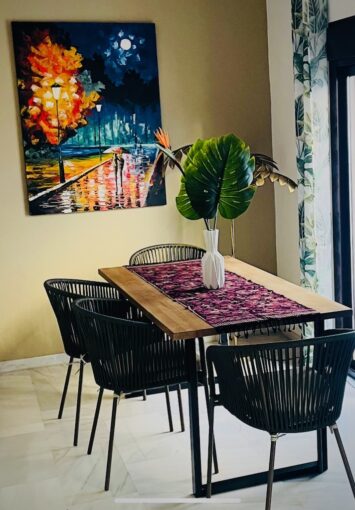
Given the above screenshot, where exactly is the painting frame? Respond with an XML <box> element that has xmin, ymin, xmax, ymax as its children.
<box><xmin>12</xmin><ymin>21</ymin><xmax>166</xmax><ymax>215</ymax></box>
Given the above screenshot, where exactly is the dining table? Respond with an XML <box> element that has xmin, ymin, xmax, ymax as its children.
<box><xmin>99</xmin><ymin>255</ymin><xmax>352</xmax><ymax>498</ymax></box>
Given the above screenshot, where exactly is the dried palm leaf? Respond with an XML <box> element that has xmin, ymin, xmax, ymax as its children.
<box><xmin>252</xmin><ymin>153</ymin><xmax>297</xmax><ymax>192</ymax></box>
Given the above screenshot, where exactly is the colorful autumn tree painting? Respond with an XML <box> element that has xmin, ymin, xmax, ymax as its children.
<box><xmin>19</xmin><ymin>35</ymin><xmax>100</xmax><ymax>147</ymax></box>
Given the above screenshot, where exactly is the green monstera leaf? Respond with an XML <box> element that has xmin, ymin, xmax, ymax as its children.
<box><xmin>175</xmin><ymin>177</ymin><xmax>201</xmax><ymax>220</ymax></box>
<box><xmin>176</xmin><ymin>133</ymin><xmax>256</xmax><ymax>220</ymax></box>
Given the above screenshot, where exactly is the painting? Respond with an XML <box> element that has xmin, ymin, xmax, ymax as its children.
<box><xmin>12</xmin><ymin>22</ymin><xmax>165</xmax><ymax>215</ymax></box>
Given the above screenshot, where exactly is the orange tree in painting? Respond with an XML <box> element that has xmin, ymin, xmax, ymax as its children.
<box><xmin>19</xmin><ymin>35</ymin><xmax>100</xmax><ymax>149</ymax></box>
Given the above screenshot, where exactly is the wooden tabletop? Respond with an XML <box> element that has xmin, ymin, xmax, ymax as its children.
<box><xmin>224</xmin><ymin>257</ymin><xmax>351</xmax><ymax>319</ymax></box>
<box><xmin>99</xmin><ymin>256</ymin><xmax>351</xmax><ymax>340</ymax></box>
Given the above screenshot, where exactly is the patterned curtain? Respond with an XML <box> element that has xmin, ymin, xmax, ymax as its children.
<box><xmin>291</xmin><ymin>0</ymin><xmax>333</xmax><ymax>299</ymax></box>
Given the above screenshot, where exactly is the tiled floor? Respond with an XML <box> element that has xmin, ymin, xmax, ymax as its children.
<box><xmin>0</xmin><ymin>357</ymin><xmax>355</xmax><ymax>509</ymax></box>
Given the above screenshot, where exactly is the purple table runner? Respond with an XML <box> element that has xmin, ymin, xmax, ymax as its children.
<box><xmin>128</xmin><ymin>260</ymin><xmax>318</xmax><ymax>330</ymax></box>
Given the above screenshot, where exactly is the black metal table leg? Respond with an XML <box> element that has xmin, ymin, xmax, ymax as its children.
<box><xmin>317</xmin><ymin>428</ymin><xmax>328</xmax><ymax>473</ymax></box>
<box><xmin>314</xmin><ymin>317</ymin><xmax>328</xmax><ymax>473</ymax></box>
<box><xmin>314</xmin><ymin>316</ymin><xmax>325</xmax><ymax>337</ymax></box>
<box><xmin>186</xmin><ymin>339</ymin><xmax>203</xmax><ymax>497</ymax></box>
<box><xmin>204</xmin><ymin>460</ymin><xmax>323</xmax><ymax>496</ymax></box>
<box><xmin>198</xmin><ymin>337</ymin><xmax>218</xmax><ymax>474</ymax></box>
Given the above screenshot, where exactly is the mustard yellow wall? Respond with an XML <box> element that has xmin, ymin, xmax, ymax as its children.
<box><xmin>0</xmin><ymin>0</ymin><xmax>275</xmax><ymax>361</ymax></box>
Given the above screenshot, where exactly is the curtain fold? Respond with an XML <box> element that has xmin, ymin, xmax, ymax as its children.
<box><xmin>291</xmin><ymin>0</ymin><xmax>333</xmax><ymax>299</ymax></box>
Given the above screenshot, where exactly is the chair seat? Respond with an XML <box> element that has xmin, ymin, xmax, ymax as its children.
<box><xmin>96</xmin><ymin>344</ymin><xmax>189</xmax><ymax>394</ymax></box>
<box><xmin>109</xmin><ymin>375</ymin><xmax>188</xmax><ymax>395</ymax></box>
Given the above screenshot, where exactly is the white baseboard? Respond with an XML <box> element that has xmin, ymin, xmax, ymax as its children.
<box><xmin>0</xmin><ymin>353</ymin><xmax>68</xmax><ymax>374</ymax></box>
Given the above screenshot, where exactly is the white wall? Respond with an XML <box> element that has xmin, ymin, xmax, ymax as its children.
<box><xmin>267</xmin><ymin>0</ymin><xmax>355</xmax><ymax>285</ymax></box>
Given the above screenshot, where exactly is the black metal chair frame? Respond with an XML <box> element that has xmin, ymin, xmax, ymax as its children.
<box><xmin>74</xmin><ymin>297</ymin><xmax>191</xmax><ymax>490</ymax></box>
<box><xmin>206</xmin><ymin>330</ymin><xmax>355</xmax><ymax>509</ymax></box>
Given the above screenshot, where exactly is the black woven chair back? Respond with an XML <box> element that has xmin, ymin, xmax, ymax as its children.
<box><xmin>74</xmin><ymin>298</ymin><xmax>188</xmax><ymax>394</ymax></box>
<box><xmin>44</xmin><ymin>279</ymin><xmax>120</xmax><ymax>358</ymax></box>
<box><xmin>207</xmin><ymin>331</ymin><xmax>355</xmax><ymax>434</ymax></box>
<box><xmin>129</xmin><ymin>243</ymin><xmax>205</xmax><ymax>265</ymax></box>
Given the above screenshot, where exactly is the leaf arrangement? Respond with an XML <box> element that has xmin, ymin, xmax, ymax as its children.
<box><xmin>154</xmin><ymin>128</ymin><xmax>297</xmax><ymax>229</ymax></box>
<box><xmin>176</xmin><ymin>135</ymin><xmax>256</xmax><ymax>225</ymax></box>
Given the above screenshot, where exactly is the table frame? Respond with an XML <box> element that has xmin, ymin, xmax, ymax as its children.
<box><xmin>99</xmin><ymin>258</ymin><xmax>352</xmax><ymax>497</ymax></box>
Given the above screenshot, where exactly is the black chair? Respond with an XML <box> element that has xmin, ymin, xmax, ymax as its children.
<box><xmin>44</xmin><ymin>278</ymin><xmax>176</xmax><ymax>445</ymax></box>
<box><xmin>129</xmin><ymin>243</ymin><xmax>206</xmax><ymax>266</ymax></box>
<box><xmin>206</xmin><ymin>330</ymin><xmax>355</xmax><ymax>509</ymax></box>
<box><xmin>129</xmin><ymin>243</ymin><xmax>206</xmax><ymax>433</ymax></box>
<box><xmin>74</xmin><ymin>297</ymin><xmax>190</xmax><ymax>490</ymax></box>
<box><xmin>44</xmin><ymin>279</ymin><xmax>121</xmax><ymax>446</ymax></box>
<box><xmin>129</xmin><ymin>242</ymin><xmax>218</xmax><ymax>471</ymax></box>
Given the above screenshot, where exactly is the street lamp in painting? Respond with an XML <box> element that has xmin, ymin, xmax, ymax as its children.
<box><xmin>96</xmin><ymin>103</ymin><xmax>102</xmax><ymax>161</ymax></box>
<box><xmin>51</xmin><ymin>84</ymin><xmax>65</xmax><ymax>183</ymax></box>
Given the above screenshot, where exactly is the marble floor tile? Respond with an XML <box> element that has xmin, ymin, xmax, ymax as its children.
<box><xmin>0</xmin><ymin>372</ymin><xmax>44</xmax><ymax>438</ymax></box>
<box><xmin>1</xmin><ymin>362</ymin><xmax>355</xmax><ymax>509</ymax></box>
<box><xmin>30</xmin><ymin>363</ymin><xmax>98</xmax><ymax>414</ymax></box>
<box><xmin>0</xmin><ymin>477</ymin><xmax>66</xmax><ymax>510</ymax></box>
<box><xmin>52</xmin><ymin>441</ymin><xmax>139</xmax><ymax>506</ymax></box>
<box><xmin>0</xmin><ymin>449</ymin><xmax>56</xmax><ymax>489</ymax></box>
<box><xmin>0</xmin><ymin>429</ymin><xmax>51</xmax><ymax>459</ymax></box>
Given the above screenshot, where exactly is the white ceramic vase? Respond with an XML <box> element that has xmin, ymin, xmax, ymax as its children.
<box><xmin>202</xmin><ymin>229</ymin><xmax>225</xmax><ymax>289</ymax></box>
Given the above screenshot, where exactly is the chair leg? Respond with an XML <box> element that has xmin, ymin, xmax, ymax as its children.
<box><xmin>165</xmin><ymin>386</ymin><xmax>174</xmax><ymax>432</ymax></box>
<box><xmin>177</xmin><ymin>384</ymin><xmax>185</xmax><ymax>432</ymax></box>
<box><xmin>143</xmin><ymin>389</ymin><xmax>147</xmax><ymax>401</ymax></box>
<box><xmin>265</xmin><ymin>435</ymin><xmax>278</xmax><ymax>510</ymax></box>
<box><xmin>206</xmin><ymin>401</ymin><xmax>215</xmax><ymax>498</ymax></box>
<box><xmin>73</xmin><ymin>359</ymin><xmax>84</xmax><ymax>447</ymax></box>
<box><xmin>331</xmin><ymin>424</ymin><xmax>355</xmax><ymax>498</ymax></box>
<box><xmin>105</xmin><ymin>394</ymin><xmax>119</xmax><ymax>491</ymax></box>
<box><xmin>198</xmin><ymin>337</ymin><xmax>218</xmax><ymax>474</ymax></box>
<box><xmin>87</xmin><ymin>387</ymin><xmax>104</xmax><ymax>455</ymax></box>
<box><xmin>58</xmin><ymin>356</ymin><xmax>73</xmax><ymax>419</ymax></box>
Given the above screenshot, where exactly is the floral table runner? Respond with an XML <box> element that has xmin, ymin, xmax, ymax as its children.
<box><xmin>128</xmin><ymin>260</ymin><xmax>318</xmax><ymax>331</ymax></box>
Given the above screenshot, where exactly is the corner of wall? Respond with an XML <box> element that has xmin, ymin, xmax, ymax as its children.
<box><xmin>266</xmin><ymin>0</ymin><xmax>300</xmax><ymax>285</ymax></box>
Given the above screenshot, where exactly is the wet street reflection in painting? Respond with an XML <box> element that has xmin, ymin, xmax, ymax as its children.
<box><xmin>12</xmin><ymin>22</ymin><xmax>165</xmax><ymax>215</ymax></box>
<box><xmin>29</xmin><ymin>145</ymin><xmax>164</xmax><ymax>214</ymax></box>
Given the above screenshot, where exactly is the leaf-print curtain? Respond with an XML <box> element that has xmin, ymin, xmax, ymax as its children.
<box><xmin>291</xmin><ymin>0</ymin><xmax>333</xmax><ymax>299</ymax></box>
